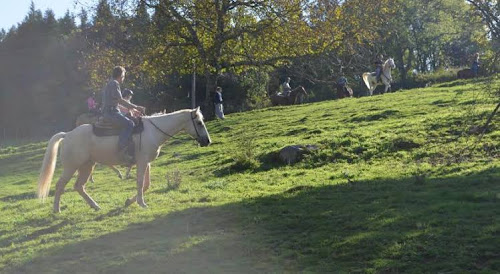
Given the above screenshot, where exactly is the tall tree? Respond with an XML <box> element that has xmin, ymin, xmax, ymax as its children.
<box><xmin>140</xmin><ymin>0</ymin><xmax>316</xmax><ymax>110</ymax></box>
<box><xmin>466</xmin><ymin>0</ymin><xmax>500</xmax><ymax>39</ymax></box>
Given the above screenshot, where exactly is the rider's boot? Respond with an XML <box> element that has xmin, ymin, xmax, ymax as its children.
<box><xmin>118</xmin><ymin>141</ymin><xmax>135</xmax><ymax>165</ymax></box>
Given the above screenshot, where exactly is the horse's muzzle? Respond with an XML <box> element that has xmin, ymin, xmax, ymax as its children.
<box><xmin>198</xmin><ymin>136</ymin><xmax>211</xmax><ymax>147</ymax></box>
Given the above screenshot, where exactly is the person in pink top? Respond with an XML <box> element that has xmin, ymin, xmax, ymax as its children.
<box><xmin>87</xmin><ymin>92</ymin><xmax>99</xmax><ymax>114</ymax></box>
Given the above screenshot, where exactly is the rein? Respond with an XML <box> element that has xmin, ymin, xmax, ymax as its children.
<box><xmin>147</xmin><ymin>112</ymin><xmax>201</xmax><ymax>141</ymax></box>
<box><xmin>381</xmin><ymin>61</ymin><xmax>394</xmax><ymax>83</ymax></box>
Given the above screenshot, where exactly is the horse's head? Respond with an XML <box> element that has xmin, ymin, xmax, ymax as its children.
<box><xmin>385</xmin><ymin>58</ymin><xmax>396</xmax><ymax>69</ymax></box>
<box><xmin>185</xmin><ymin>107</ymin><xmax>211</xmax><ymax>147</ymax></box>
<box><xmin>294</xmin><ymin>86</ymin><xmax>308</xmax><ymax>104</ymax></box>
<box><xmin>299</xmin><ymin>86</ymin><xmax>308</xmax><ymax>96</ymax></box>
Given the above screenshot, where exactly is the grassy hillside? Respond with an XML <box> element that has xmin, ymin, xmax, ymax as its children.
<box><xmin>1</xmin><ymin>76</ymin><xmax>499</xmax><ymax>273</ymax></box>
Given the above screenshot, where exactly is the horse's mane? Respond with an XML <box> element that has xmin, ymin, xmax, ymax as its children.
<box><xmin>148</xmin><ymin>111</ymin><xmax>167</xmax><ymax>117</ymax></box>
<box><xmin>144</xmin><ymin>109</ymin><xmax>204</xmax><ymax>120</ymax></box>
<box><xmin>384</xmin><ymin>58</ymin><xmax>394</xmax><ymax>67</ymax></box>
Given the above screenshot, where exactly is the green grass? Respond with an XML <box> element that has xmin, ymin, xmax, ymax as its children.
<box><xmin>1</xmin><ymin>75</ymin><xmax>499</xmax><ymax>273</ymax></box>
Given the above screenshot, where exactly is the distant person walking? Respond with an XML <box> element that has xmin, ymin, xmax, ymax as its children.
<box><xmin>471</xmin><ymin>52</ymin><xmax>480</xmax><ymax>77</ymax></box>
<box><xmin>213</xmin><ymin>86</ymin><xmax>225</xmax><ymax>120</ymax></box>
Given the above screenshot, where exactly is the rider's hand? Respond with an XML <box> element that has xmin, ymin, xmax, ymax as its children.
<box><xmin>136</xmin><ymin>106</ymin><xmax>146</xmax><ymax>115</ymax></box>
<box><xmin>131</xmin><ymin>109</ymin><xmax>141</xmax><ymax>117</ymax></box>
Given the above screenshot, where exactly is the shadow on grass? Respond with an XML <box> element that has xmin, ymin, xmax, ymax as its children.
<box><xmin>5</xmin><ymin>167</ymin><xmax>500</xmax><ymax>273</ymax></box>
<box><xmin>0</xmin><ymin>192</ymin><xmax>35</xmax><ymax>202</ymax></box>
<box><xmin>350</xmin><ymin>109</ymin><xmax>401</xmax><ymax>122</ymax></box>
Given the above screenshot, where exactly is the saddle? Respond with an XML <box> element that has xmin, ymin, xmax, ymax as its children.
<box><xmin>92</xmin><ymin>116</ymin><xmax>144</xmax><ymax>136</ymax></box>
<box><xmin>276</xmin><ymin>92</ymin><xmax>290</xmax><ymax>98</ymax></box>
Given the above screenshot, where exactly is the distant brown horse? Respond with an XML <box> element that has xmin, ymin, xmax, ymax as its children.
<box><xmin>270</xmin><ymin>86</ymin><xmax>308</xmax><ymax>106</ymax></box>
<box><xmin>336</xmin><ymin>84</ymin><xmax>353</xmax><ymax>99</ymax></box>
<box><xmin>75</xmin><ymin>112</ymin><xmax>132</xmax><ymax>182</ymax></box>
<box><xmin>457</xmin><ymin>68</ymin><xmax>475</xmax><ymax>79</ymax></box>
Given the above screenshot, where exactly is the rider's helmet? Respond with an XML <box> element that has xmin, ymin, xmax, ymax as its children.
<box><xmin>122</xmin><ymin>89</ymin><xmax>133</xmax><ymax>98</ymax></box>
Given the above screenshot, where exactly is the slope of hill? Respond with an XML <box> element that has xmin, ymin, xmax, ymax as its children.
<box><xmin>0</xmin><ymin>76</ymin><xmax>499</xmax><ymax>273</ymax></box>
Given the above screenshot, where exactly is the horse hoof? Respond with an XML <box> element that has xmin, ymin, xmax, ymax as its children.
<box><xmin>93</xmin><ymin>206</ymin><xmax>101</xmax><ymax>211</ymax></box>
<box><xmin>138</xmin><ymin>201</ymin><xmax>148</xmax><ymax>208</ymax></box>
<box><xmin>124</xmin><ymin>198</ymin><xmax>135</xmax><ymax>207</ymax></box>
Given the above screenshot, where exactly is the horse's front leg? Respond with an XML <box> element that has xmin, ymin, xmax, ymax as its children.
<box><xmin>383</xmin><ymin>84</ymin><xmax>390</xmax><ymax>94</ymax></box>
<box><xmin>369</xmin><ymin>86</ymin><xmax>375</xmax><ymax>96</ymax></box>
<box><xmin>125</xmin><ymin>161</ymin><xmax>149</xmax><ymax>208</ymax></box>
<box><xmin>125</xmin><ymin>163</ymin><xmax>149</xmax><ymax>207</ymax></box>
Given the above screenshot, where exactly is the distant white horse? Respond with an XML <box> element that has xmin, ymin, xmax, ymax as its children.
<box><xmin>362</xmin><ymin>58</ymin><xmax>396</xmax><ymax>96</ymax></box>
<box><xmin>37</xmin><ymin>108</ymin><xmax>211</xmax><ymax>213</ymax></box>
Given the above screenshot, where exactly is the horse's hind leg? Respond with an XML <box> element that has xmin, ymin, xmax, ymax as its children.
<box><xmin>74</xmin><ymin>161</ymin><xmax>101</xmax><ymax>211</ymax></box>
<box><xmin>53</xmin><ymin>168</ymin><xmax>77</xmax><ymax>213</ymax></box>
<box><xmin>125</xmin><ymin>165</ymin><xmax>133</xmax><ymax>179</ymax></box>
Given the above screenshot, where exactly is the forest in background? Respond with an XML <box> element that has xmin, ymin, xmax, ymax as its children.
<box><xmin>0</xmin><ymin>0</ymin><xmax>498</xmax><ymax>139</ymax></box>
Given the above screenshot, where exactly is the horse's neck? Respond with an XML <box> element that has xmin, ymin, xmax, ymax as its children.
<box><xmin>383</xmin><ymin>61</ymin><xmax>392</xmax><ymax>74</ymax></box>
<box><xmin>145</xmin><ymin>111</ymin><xmax>190</xmax><ymax>144</ymax></box>
<box><xmin>290</xmin><ymin>87</ymin><xmax>300</xmax><ymax>97</ymax></box>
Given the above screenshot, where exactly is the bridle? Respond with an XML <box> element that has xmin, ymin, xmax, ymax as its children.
<box><xmin>381</xmin><ymin>59</ymin><xmax>395</xmax><ymax>83</ymax></box>
<box><xmin>147</xmin><ymin>112</ymin><xmax>202</xmax><ymax>141</ymax></box>
<box><xmin>190</xmin><ymin>112</ymin><xmax>202</xmax><ymax>140</ymax></box>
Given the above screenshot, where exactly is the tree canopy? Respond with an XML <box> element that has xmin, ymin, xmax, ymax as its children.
<box><xmin>0</xmin><ymin>0</ymin><xmax>497</xmax><ymax>139</ymax></box>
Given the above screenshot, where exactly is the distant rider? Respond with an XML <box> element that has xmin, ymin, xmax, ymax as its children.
<box><xmin>374</xmin><ymin>54</ymin><xmax>384</xmax><ymax>82</ymax></box>
<box><xmin>282</xmin><ymin>77</ymin><xmax>292</xmax><ymax>96</ymax></box>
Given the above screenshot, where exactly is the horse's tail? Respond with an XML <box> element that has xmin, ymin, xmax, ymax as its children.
<box><xmin>37</xmin><ymin>132</ymin><xmax>66</xmax><ymax>200</ymax></box>
<box><xmin>362</xmin><ymin>73</ymin><xmax>371</xmax><ymax>90</ymax></box>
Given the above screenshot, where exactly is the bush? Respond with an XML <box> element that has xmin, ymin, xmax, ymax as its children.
<box><xmin>165</xmin><ymin>168</ymin><xmax>182</xmax><ymax>190</ymax></box>
<box><xmin>240</xmin><ymin>69</ymin><xmax>271</xmax><ymax>110</ymax></box>
<box><xmin>405</xmin><ymin>68</ymin><xmax>460</xmax><ymax>88</ymax></box>
<box><xmin>230</xmin><ymin>132</ymin><xmax>260</xmax><ymax>171</ymax></box>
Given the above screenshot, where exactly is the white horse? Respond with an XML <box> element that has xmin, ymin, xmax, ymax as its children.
<box><xmin>362</xmin><ymin>58</ymin><xmax>396</xmax><ymax>96</ymax></box>
<box><xmin>75</xmin><ymin>112</ymin><xmax>132</xmax><ymax>183</ymax></box>
<box><xmin>37</xmin><ymin>108</ymin><xmax>211</xmax><ymax>213</ymax></box>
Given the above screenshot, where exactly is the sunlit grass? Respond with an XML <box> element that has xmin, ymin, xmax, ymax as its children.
<box><xmin>0</xmin><ymin>75</ymin><xmax>499</xmax><ymax>273</ymax></box>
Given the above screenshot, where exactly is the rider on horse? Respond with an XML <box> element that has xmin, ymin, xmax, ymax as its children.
<box><xmin>102</xmin><ymin>66</ymin><xmax>146</xmax><ymax>164</ymax></box>
<box><xmin>338</xmin><ymin>75</ymin><xmax>348</xmax><ymax>87</ymax></box>
<box><xmin>282</xmin><ymin>77</ymin><xmax>292</xmax><ymax>96</ymax></box>
<box><xmin>374</xmin><ymin>54</ymin><xmax>384</xmax><ymax>82</ymax></box>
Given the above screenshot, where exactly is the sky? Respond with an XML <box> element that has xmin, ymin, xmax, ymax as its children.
<box><xmin>0</xmin><ymin>0</ymin><xmax>93</xmax><ymax>31</ymax></box>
